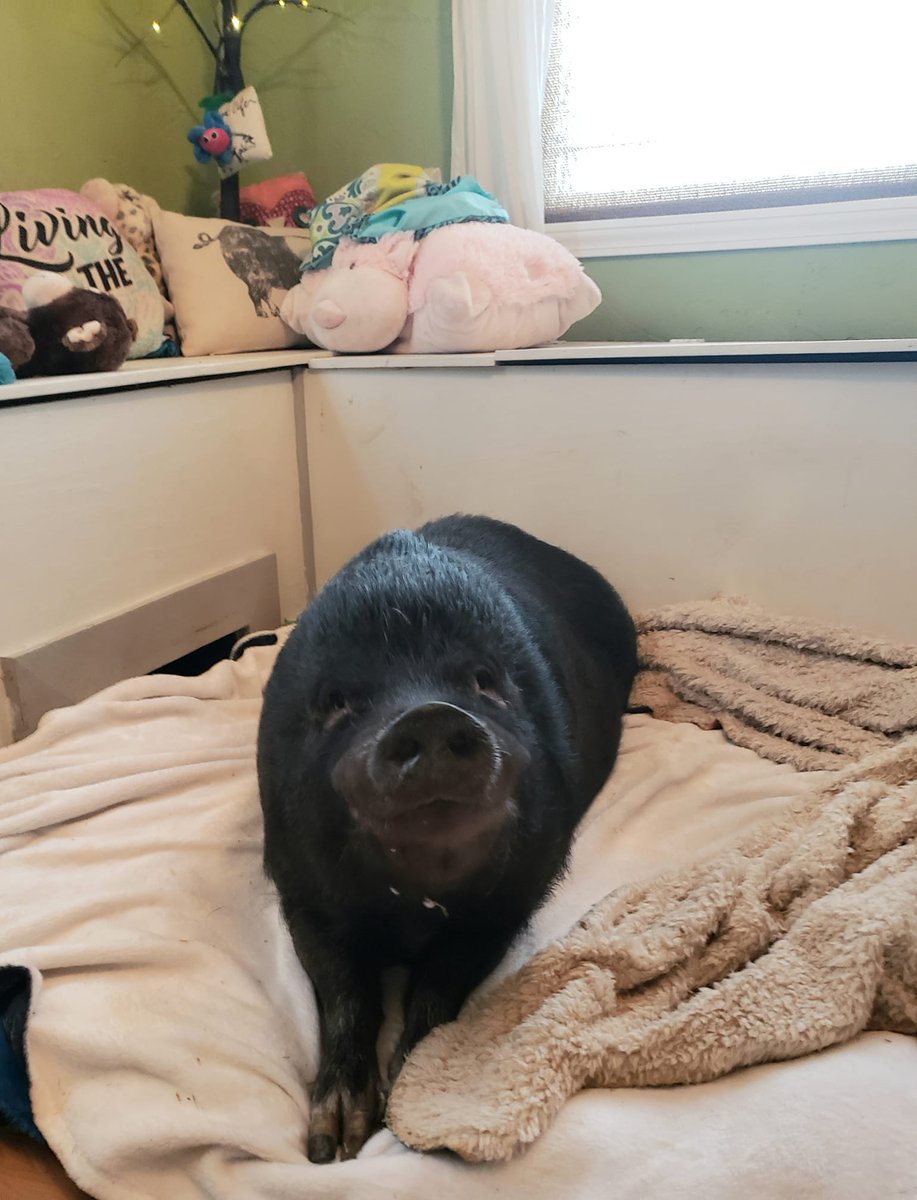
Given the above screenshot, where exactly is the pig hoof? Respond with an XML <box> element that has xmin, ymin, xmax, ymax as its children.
<box><xmin>307</xmin><ymin>1078</ymin><xmax>383</xmax><ymax>1163</ymax></box>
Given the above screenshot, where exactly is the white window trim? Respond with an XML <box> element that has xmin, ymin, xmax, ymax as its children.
<box><xmin>547</xmin><ymin>194</ymin><xmax>917</xmax><ymax>258</ymax></box>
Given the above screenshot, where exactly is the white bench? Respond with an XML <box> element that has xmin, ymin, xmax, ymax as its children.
<box><xmin>3</xmin><ymin>339</ymin><xmax>915</xmax><ymax>743</ymax></box>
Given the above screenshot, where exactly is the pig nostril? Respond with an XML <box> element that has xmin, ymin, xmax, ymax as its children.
<box><xmin>448</xmin><ymin>729</ymin><xmax>482</xmax><ymax>759</ymax></box>
<box><xmin>378</xmin><ymin>705</ymin><xmax>492</xmax><ymax>776</ymax></box>
<box><xmin>388</xmin><ymin>734</ymin><xmax>421</xmax><ymax>765</ymax></box>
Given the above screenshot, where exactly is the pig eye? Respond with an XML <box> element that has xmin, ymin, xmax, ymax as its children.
<box><xmin>474</xmin><ymin>667</ymin><xmax>495</xmax><ymax>692</ymax></box>
<box><xmin>472</xmin><ymin>666</ymin><xmax>504</xmax><ymax>703</ymax></box>
<box><xmin>314</xmin><ymin>687</ymin><xmax>352</xmax><ymax>729</ymax></box>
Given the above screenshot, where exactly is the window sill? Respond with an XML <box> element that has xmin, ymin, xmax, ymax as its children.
<box><xmin>547</xmin><ymin>194</ymin><xmax>917</xmax><ymax>258</ymax></box>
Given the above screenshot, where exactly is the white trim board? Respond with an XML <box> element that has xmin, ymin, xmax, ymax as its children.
<box><xmin>496</xmin><ymin>338</ymin><xmax>917</xmax><ymax>363</ymax></box>
<box><xmin>3</xmin><ymin>341</ymin><xmax>916</xmax><ymax>397</ymax></box>
<box><xmin>547</xmin><ymin>194</ymin><xmax>917</xmax><ymax>258</ymax></box>
<box><xmin>307</xmin><ymin>351</ymin><xmax>498</xmax><ymax>370</ymax></box>
<box><xmin>0</xmin><ymin>349</ymin><xmax>331</xmax><ymax>405</ymax></box>
<box><xmin>0</xmin><ymin>555</ymin><xmax>280</xmax><ymax>742</ymax></box>
<box><xmin>301</xmin><ymin>339</ymin><xmax>917</xmax><ymax>369</ymax></box>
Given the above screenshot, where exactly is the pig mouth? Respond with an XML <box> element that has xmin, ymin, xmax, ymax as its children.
<box><xmin>366</xmin><ymin>792</ymin><xmax>509</xmax><ymax>841</ymax></box>
<box><xmin>372</xmin><ymin>800</ymin><xmax>513</xmax><ymax>889</ymax></box>
<box><xmin>353</xmin><ymin>789</ymin><xmax>516</xmax><ymax>890</ymax></box>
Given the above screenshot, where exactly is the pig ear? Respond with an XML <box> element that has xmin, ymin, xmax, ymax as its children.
<box><xmin>380</xmin><ymin>232</ymin><xmax>418</xmax><ymax>278</ymax></box>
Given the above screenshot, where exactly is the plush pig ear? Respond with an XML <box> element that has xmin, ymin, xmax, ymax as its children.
<box><xmin>379</xmin><ymin>232</ymin><xmax>418</xmax><ymax>278</ymax></box>
<box><xmin>332</xmin><ymin>234</ymin><xmax>417</xmax><ymax>279</ymax></box>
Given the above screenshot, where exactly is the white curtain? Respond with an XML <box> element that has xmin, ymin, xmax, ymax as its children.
<box><xmin>451</xmin><ymin>0</ymin><xmax>556</xmax><ymax>230</ymax></box>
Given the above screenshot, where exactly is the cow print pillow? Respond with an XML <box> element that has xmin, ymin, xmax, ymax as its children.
<box><xmin>152</xmin><ymin>209</ymin><xmax>312</xmax><ymax>356</ymax></box>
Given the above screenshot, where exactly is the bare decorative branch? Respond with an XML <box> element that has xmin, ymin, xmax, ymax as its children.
<box><xmin>241</xmin><ymin>0</ymin><xmax>337</xmax><ymax>33</ymax></box>
<box><xmin>154</xmin><ymin>0</ymin><xmax>342</xmax><ymax>219</ymax></box>
<box><xmin>175</xmin><ymin>0</ymin><xmax>220</xmax><ymax>58</ymax></box>
<box><xmin>242</xmin><ymin>0</ymin><xmax>275</xmax><ymax>22</ymax></box>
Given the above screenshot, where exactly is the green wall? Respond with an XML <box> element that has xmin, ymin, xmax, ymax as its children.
<box><xmin>3</xmin><ymin>0</ymin><xmax>913</xmax><ymax>341</ymax></box>
<box><xmin>579</xmin><ymin>241</ymin><xmax>917</xmax><ymax>341</ymax></box>
<box><xmin>0</xmin><ymin>0</ymin><xmax>451</xmax><ymax>214</ymax></box>
<box><xmin>2</xmin><ymin>2</ymin><xmax>213</xmax><ymax>213</ymax></box>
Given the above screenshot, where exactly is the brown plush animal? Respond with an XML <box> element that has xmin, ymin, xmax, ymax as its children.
<box><xmin>17</xmin><ymin>272</ymin><xmax>138</xmax><ymax>377</ymax></box>
<box><xmin>0</xmin><ymin>306</ymin><xmax>36</xmax><ymax>372</ymax></box>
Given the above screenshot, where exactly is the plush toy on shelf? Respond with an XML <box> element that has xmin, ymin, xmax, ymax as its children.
<box><xmin>0</xmin><ymin>273</ymin><xmax>138</xmax><ymax>379</ymax></box>
<box><xmin>281</xmin><ymin>221</ymin><xmax>601</xmax><ymax>355</ymax></box>
<box><xmin>80</xmin><ymin>177</ymin><xmax>176</xmax><ymax>342</ymax></box>
<box><xmin>188</xmin><ymin>109</ymin><xmax>236</xmax><ymax>169</ymax></box>
<box><xmin>147</xmin><ymin>0</ymin><xmax>315</xmax><ymax>220</ymax></box>
<box><xmin>280</xmin><ymin>169</ymin><xmax>601</xmax><ymax>354</ymax></box>
<box><xmin>0</xmin><ymin>307</ymin><xmax>36</xmax><ymax>382</ymax></box>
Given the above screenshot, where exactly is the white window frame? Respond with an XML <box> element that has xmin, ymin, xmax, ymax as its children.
<box><xmin>547</xmin><ymin>194</ymin><xmax>917</xmax><ymax>259</ymax></box>
<box><xmin>452</xmin><ymin>2</ymin><xmax>917</xmax><ymax>254</ymax></box>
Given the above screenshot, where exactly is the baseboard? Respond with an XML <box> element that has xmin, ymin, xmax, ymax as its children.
<box><xmin>0</xmin><ymin>555</ymin><xmax>280</xmax><ymax>744</ymax></box>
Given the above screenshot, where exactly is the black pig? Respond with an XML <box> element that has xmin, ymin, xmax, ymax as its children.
<box><xmin>257</xmin><ymin>515</ymin><xmax>637</xmax><ymax>1162</ymax></box>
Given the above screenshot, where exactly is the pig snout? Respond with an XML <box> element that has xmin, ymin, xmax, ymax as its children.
<box><xmin>330</xmin><ymin>700</ymin><xmax>527</xmax><ymax>878</ymax></box>
<box><xmin>371</xmin><ymin>702</ymin><xmax>497</xmax><ymax>801</ymax></box>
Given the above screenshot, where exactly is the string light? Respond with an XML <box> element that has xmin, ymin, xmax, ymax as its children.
<box><xmin>151</xmin><ymin>0</ymin><xmax>322</xmax><ymax>57</ymax></box>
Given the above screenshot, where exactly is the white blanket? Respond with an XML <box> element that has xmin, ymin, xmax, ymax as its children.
<box><xmin>1</xmin><ymin>640</ymin><xmax>915</xmax><ymax>1200</ymax></box>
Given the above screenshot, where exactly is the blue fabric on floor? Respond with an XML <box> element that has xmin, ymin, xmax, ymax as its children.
<box><xmin>0</xmin><ymin>965</ymin><xmax>41</xmax><ymax>1141</ymax></box>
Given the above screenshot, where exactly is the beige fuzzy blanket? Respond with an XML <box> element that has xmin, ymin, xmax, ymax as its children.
<box><xmin>631</xmin><ymin>596</ymin><xmax>917</xmax><ymax>770</ymax></box>
<box><xmin>388</xmin><ymin>671</ymin><xmax>917</xmax><ymax>1162</ymax></box>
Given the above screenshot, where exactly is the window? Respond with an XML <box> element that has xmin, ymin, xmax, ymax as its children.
<box><xmin>543</xmin><ymin>0</ymin><xmax>917</xmax><ymax>255</ymax></box>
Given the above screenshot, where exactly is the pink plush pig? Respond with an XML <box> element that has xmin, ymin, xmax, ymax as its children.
<box><xmin>280</xmin><ymin>224</ymin><xmax>600</xmax><ymax>355</ymax></box>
